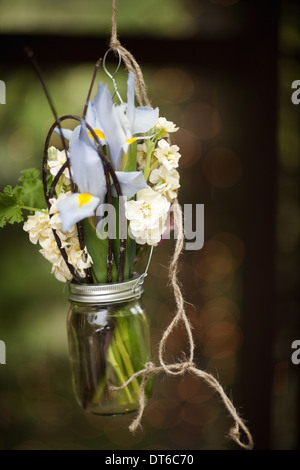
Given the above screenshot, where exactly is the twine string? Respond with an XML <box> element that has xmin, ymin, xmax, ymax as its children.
<box><xmin>158</xmin><ymin>202</ymin><xmax>194</xmax><ymax>374</ymax></box>
<box><xmin>108</xmin><ymin>0</ymin><xmax>254</xmax><ymax>451</ymax></box>
<box><xmin>109</xmin><ymin>0</ymin><xmax>151</xmax><ymax>107</ymax></box>
<box><xmin>111</xmin><ymin>203</ymin><xmax>254</xmax><ymax>450</ymax></box>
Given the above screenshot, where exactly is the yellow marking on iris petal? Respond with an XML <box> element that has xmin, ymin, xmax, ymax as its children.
<box><xmin>78</xmin><ymin>193</ymin><xmax>92</xmax><ymax>207</ymax></box>
<box><xmin>88</xmin><ymin>129</ymin><xmax>105</xmax><ymax>140</ymax></box>
<box><xmin>126</xmin><ymin>137</ymin><xmax>139</xmax><ymax>145</ymax></box>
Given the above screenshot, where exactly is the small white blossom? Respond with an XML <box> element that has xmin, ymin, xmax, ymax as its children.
<box><xmin>23</xmin><ymin>210</ymin><xmax>50</xmax><ymax>245</ymax></box>
<box><xmin>51</xmin><ymin>257</ymin><xmax>73</xmax><ymax>283</ymax></box>
<box><xmin>49</xmin><ymin>192</ymin><xmax>77</xmax><ymax>238</ymax></box>
<box><xmin>47</xmin><ymin>146</ymin><xmax>72</xmax><ymax>187</ymax></box>
<box><xmin>137</xmin><ymin>143</ymin><xmax>147</xmax><ymax>169</ymax></box>
<box><xmin>154</xmin><ymin>139</ymin><xmax>181</xmax><ymax>171</ymax></box>
<box><xmin>23</xmin><ymin>191</ymin><xmax>92</xmax><ymax>282</ymax></box>
<box><xmin>125</xmin><ymin>187</ymin><xmax>170</xmax><ymax>246</ymax></box>
<box><xmin>66</xmin><ymin>240</ymin><xmax>93</xmax><ymax>278</ymax></box>
<box><xmin>150</xmin><ymin>165</ymin><xmax>180</xmax><ymax>202</ymax></box>
<box><xmin>155</xmin><ymin>117</ymin><xmax>179</xmax><ymax>138</ymax></box>
<box><xmin>39</xmin><ymin>236</ymin><xmax>63</xmax><ymax>263</ymax></box>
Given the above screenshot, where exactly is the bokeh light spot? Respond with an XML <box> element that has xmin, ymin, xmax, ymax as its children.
<box><xmin>202</xmin><ymin>321</ymin><xmax>242</xmax><ymax>359</ymax></box>
<box><xmin>151</xmin><ymin>68</ymin><xmax>194</xmax><ymax>104</ymax></box>
<box><xmin>204</xmin><ymin>240</ymin><xmax>233</xmax><ymax>275</ymax></box>
<box><xmin>212</xmin><ymin>232</ymin><xmax>245</xmax><ymax>269</ymax></box>
<box><xmin>199</xmin><ymin>298</ymin><xmax>240</xmax><ymax>328</ymax></box>
<box><xmin>177</xmin><ymin>375</ymin><xmax>212</xmax><ymax>402</ymax></box>
<box><xmin>207</xmin><ymin>357</ymin><xmax>237</xmax><ymax>385</ymax></box>
<box><xmin>171</xmin><ymin>128</ymin><xmax>200</xmax><ymax>168</ymax></box>
<box><xmin>182</xmin><ymin>102</ymin><xmax>222</xmax><ymax>140</ymax></box>
<box><xmin>144</xmin><ymin>399</ymin><xmax>182</xmax><ymax>429</ymax></box>
<box><xmin>181</xmin><ymin>401</ymin><xmax>219</xmax><ymax>427</ymax></box>
<box><xmin>194</xmin><ymin>240</ymin><xmax>233</xmax><ymax>283</ymax></box>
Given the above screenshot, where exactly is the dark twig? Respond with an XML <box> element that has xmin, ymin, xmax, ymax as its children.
<box><xmin>82</xmin><ymin>122</ymin><xmax>126</xmax><ymax>282</ymax></box>
<box><xmin>25</xmin><ymin>47</ymin><xmax>89</xmax><ymax>283</ymax></box>
<box><xmin>52</xmin><ymin>229</ymin><xmax>81</xmax><ymax>283</ymax></box>
<box><xmin>25</xmin><ymin>47</ymin><xmax>73</xmax><ymax>187</ymax></box>
<box><xmin>43</xmin><ymin>107</ymin><xmax>126</xmax><ymax>283</ymax></box>
<box><xmin>46</xmin><ymin>114</ymin><xmax>118</xmax><ymax>282</ymax></box>
<box><xmin>42</xmin><ymin>118</ymin><xmax>93</xmax><ymax>282</ymax></box>
<box><xmin>103</xmin><ymin>165</ymin><xmax>114</xmax><ymax>283</ymax></box>
<box><xmin>55</xmin><ymin>114</ymin><xmax>126</xmax><ymax>282</ymax></box>
<box><xmin>82</xmin><ymin>58</ymin><xmax>102</xmax><ymax>120</ymax></box>
<box><xmin>48</xmin><ymin>162</ymin><xmax>93</xmax><ymax>283</ymax></box>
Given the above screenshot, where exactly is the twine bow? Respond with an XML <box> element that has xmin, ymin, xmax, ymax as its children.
<box><xmin>109</xmin><ymin>0</ymin><xmax>254</xmax><ymax>450</ymax></box>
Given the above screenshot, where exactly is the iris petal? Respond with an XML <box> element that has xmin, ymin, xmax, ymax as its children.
<box><xmin>133</xmin><ymin>106</ymin><xmax>160</xmax><ymax>134</ymax></box>
<box><xmin>94</xmin><ymin>84</ymin><xmax>125</xmax><ymax>168</ymax></box>
<box><xmin>86</xmin><ymin>101</ymin><xmax>106</xmax><ymax>145</ymax></box>
<box><xmin>126</xmin><ymin>72</ymin><xmax>136</xmax><ymax>127</ymax></box>
<box><xmin>85</xmin><ymin>100</ymin><xmax>97</xmax><ymax>129</ymax></box>
<box><xmin>69</xmin><ymin>125</ymin><xmax>80</xmax><ymax>149</ymax></box>
<box><xmin>69</xmin><ymin>120</ymin><xmax>106</xmax><ymax>201</ymax></box>
<box><xmin>113</xmin><ymin>171</ymin><xmax>149</xmax><ymax>199</ymax></box>
<box><xmin>89</xmin><ymin>74</ymin><xmax>160</xmax><ymax>170</ymax></box>
<box><xmin>53</xmin><ymin>128</ymin><xmax>73</xmax><ymax>141</ymax></box>
<box><xmin>57</xmin><ymin>192</ymin><xmax>100</xmax><ymax>232</ymax></box>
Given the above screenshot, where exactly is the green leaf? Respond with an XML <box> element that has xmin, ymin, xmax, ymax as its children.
<box><xmin>0</xmin><ymin>185</ymin><xmax>25</xmax><ymax>227</ymax></box>
<box><xmin>124</xmin><ymin>236</ymin><xmax>136</xmax><ymax>280</ymax></box>
<box><xmin>111</xmin><ymin>196</ymin><xmax>135</xmax><ymax>281</ymax></box>
<box><xmin>81</xmin><ymin>217</ymin><xmax>118</xmax><ymax>284</ymax></box>
<box><xmin>18</xmin><ymin>168</ymin><xmax>47</xmax><ymax>210</ymax></box>
<box><xmin>123</xmin><ymin>141</ymin><xmax>137</xmax><ymax>172</ymax></box>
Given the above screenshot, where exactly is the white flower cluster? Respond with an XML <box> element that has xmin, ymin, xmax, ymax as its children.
<box><xmin>23</xmin><ymin>192</ymin><xmax>92</xmax><ymax>282</ymax></box>
<box><xmin>149</xmin><ymin>165</ymin><xmax>180</xmax><ymax>202</ymax></box>
<box><xmin>125</xmin><ymin>117</ymin><xmax>181</xmax><ymax>246</ymax></box>
<box><xmin>47</xmin><ymin>146</ymin><xmax>72</xmax><ymax>189</ymax></box>
<box><xmin>125</xmin><ymin>187</ymin><xmax>170</xmax><ymax>246</ymax></box>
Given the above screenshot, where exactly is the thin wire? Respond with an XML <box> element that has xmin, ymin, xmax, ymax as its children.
<box><xmin>132</xmin><ymin>246</ymin><xmax>154</xmax><ymax>295</ymax></box>
<box><xmin>103</xmin><ymin>48</ymin><xmax>123</xmax><ymax>103</ymax></box>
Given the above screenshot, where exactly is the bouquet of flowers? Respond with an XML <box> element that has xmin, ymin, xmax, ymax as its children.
<box><xmin>0</xmin><ymin>65</ymin><xmax>181</xmax><ymax>414</ymax></box>
<box><xmin>0</xmin><ymin>72</ymin><xmax>180</xmax><ymax>284</ymax></box>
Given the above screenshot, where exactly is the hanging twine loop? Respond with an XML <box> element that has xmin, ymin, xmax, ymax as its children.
<box><xmin>111</xmin><ymin>203</ymin><xmax>253</xmax><ymax>450</ymax></box>
<box><xmin>109</xmin><ymin>0</ymin><xmax>254</xmax><ymax>451</ymax></box>
<box><xmin>109</xmin><ymin>0</ymin><xmax>151</xmax><ymax>107</ymax></box>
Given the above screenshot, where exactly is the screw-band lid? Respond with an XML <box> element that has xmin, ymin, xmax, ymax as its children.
<box><xmin>68</xmin><ymin>274</ymin><xmax>143</xmax><ymax>304</ymax></box>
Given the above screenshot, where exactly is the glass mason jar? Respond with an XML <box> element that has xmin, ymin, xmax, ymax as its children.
<box><xmin>66</xmin><ymin>276</ymin><xmax>152</xmax><ymax>416</ymax></box>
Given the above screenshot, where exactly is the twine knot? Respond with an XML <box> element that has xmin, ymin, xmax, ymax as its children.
<box><xmin>182</xmin><ymin>360</ymin><xmax>194</xmax><ymax>372</ymax></box>
<box><xmin>144</xmin><ymin>361</ymin><xmax>155</xmax><ymax>372</ymax></box>
<box><xmin>109</xmin><ymin>37</ymin><xmax>121</xmax><ymax>51</ymax></box>
<box><xmin>229</xmin><ymin>425</ymin><xmax>241</xmax><ymax>442</ymax></box>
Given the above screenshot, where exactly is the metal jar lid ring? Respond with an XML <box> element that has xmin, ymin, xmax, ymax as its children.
<box><xmin>69</xmin><ymin>247</ymin><xmax>153</xmax><ymax>304</ymax></box>
<box><xmin>68</xmin><ymin>273</ymin><xmax>143</xmax><ymax>304</ymax></box>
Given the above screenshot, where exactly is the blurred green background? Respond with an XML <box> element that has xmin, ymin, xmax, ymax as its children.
<box><xmin>0</xmin><ymin>0</ymin><xmax>299</xmax><ymax>450</ymax></box>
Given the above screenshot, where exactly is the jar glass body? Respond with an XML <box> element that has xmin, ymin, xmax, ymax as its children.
<box><xmin>67</xmin><ymin>290</ymin><xmax>152</xmax><ymax>415</ymax></box>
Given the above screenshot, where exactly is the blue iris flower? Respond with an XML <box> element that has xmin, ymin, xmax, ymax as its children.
<box><xmin>56</xmin><ymin>73</ymin><xmax>159</xmax><ymax>232</ymax></box>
